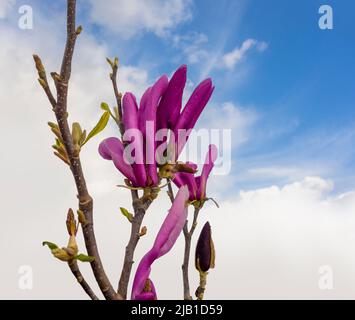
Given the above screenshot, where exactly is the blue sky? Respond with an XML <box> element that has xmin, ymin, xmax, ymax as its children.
<box><xmin>4</xmin><ymin>0</ymin><xmax>355</xmax><ymax>193</ymax></box>
<box><xmin>87</xmin><ymin>0</ymin><xmax>355</xmax><ymax>193</ymax></box>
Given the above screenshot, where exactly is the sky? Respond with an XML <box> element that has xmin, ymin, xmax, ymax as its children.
<box><xmin>0</xmin><ymin>0</ymin><xmax>355</xmax><ymax>299</ymax></box>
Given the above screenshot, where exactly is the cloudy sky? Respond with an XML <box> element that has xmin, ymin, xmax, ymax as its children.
<box><xmin>1</xmin><ymin>0</ymin><xmax>355</xmax><ymax>299</ymax></box>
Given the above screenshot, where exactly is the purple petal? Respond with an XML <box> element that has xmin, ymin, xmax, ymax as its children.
<box><xmin>138</xmin><ymin>87</ymin><xmax>152</xmax><ymax>133</ymax></box>
<box><xmin>134</xmin><ymin>279</ymin><xmax>157</xmax><ymax>300</ymax></box>
<box><xmin>122</xmin><ymin>93</ymin><xmax>139</xmax><ymax>130</ymax></box>
<box><xmin>131</xmin><ymin>251</ymin><xmax>155</xmax><ymax>300</ymax></box>
<box><xmin>172</xmin><ymin>162</ymin><xmax>198</xmax><ymax>200</ymax></box>
<box><xmin>131</xmin><ymin>186</ymin><xmax>189</xmax><ymax>300</ymax></box>
<box><xmin>173</xmin><ymin>172</ymin><xmax>197</xmax><ymax>201</ymax></box>
<box><xmin>122</xmin><ymin>93</ymin><xmax>147</xmax><ymax>186</ymax></box>
<box><xmin>173</xmin><ymin>79</ymin><xmax>214</xmax><ymax>159</ymax></box>
<box><xmin>142</xmin><ymin>75</ymin><xmax>169</xmax><ymax>185</ymax></box>
<box><xmin>153</xmin><ymin>184</ymin><xmax>189</xmax><ymax>257</ymax></box>
<box><xmin>174</xmin><ymin>78</ymin><xmax>214</xmax><ymax>133</ymax></box>
<box><xmin>157</xmin><ymin>65</ymin><xmax>187</xmax><ymax>130</ymax></box>
<box><xmin>197</xmin><ymin>144</ymin><xmax>218</xmax><ymax>199</ymax></box>
<box><xmin>98</xmin><ymin>137</ymin><xmax>138</xmax><ymax>186</ymax></box>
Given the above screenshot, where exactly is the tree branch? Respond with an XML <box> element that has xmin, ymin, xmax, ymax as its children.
<box><xmin>109</xmin><ymin>60</ymin><xmax>125</xmax><ymax>137</ymax></box>
<box><xmin>107</xmin><ymin>54</ymin><xmax>153</xmax><ymax>299</ymax></box>
<box><xmin>35</xmin><ymin>0</ymin><xmax>120</xmax><ymax>300</ymax></box>
<box><xmin>167</xmin><ymin>179</ymin><xmax>175</xmax><ymax>203</ymax></box>
<box><xmin>182</xmin><ymin>207</ymin><xmax>200</xmax><ymax>300</ymax></box>
<box><xmin>118</xmin><ymin>189</ymin><xmax>152</xmax><ymax>299</ymax></box>
<box><xmin>68</xmin><ymin>260</ymin><xmax>99</xmax><ymax>300</ymax></box>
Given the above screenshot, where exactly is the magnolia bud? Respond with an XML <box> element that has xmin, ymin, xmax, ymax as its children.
<box><xmin>195</xmin><ymin>222</ymin><xmax>215</xmax><ymax>273</ymax></box>
<box><xmin>72</xmin><ymin>123</ymin><xmax>82</xmax><ymax>146</ymax></box>
<box><xmin>33</xmin><ymin>54</ymin><xmax>46</xmax><ymax>79</ymax></box>
<box><xmin>66</xmin><ymin>208</ymin><xmax>77</xmax><ymax>236</ymax></box>
<box><xmin>51</xmin><ymin>248</ymin><xmax>71</xmax><ymax>262</ymax></box>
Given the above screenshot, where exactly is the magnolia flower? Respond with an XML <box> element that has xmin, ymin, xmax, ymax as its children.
<box><xmin>99</xmin><ymin>75</ymin><xmax>168</xmax><ymax>187</ymax></box>
<box><xmin>173</xmin><ymin>144</ymin><xmax>218</xmax><ymax>203</ymax></box>
<box><xmin>131</xmin><ymin>185</ymin><xmax>189</xmax><ymax>300</ymax></box>
<box><xmin>99</xmin><ymin>65</ymin><xmax>214</xmax><ymax>187</ymax></box>
<box><xmin>157</xmin><ymin>65</ymin><xmax>214</xmax><ymax>162</ymax></box>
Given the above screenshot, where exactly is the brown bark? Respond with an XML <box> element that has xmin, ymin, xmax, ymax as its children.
<box><xmin>35</xmin><ymin>0</ymin><xmax>120</xmax><ymax>300</ymax></box>
<box><xmin>118</xmin><ymin>189</ymin><xmax>152</xmax><ymax>299</ymax></box>
<box><xmin>68</xmin><ymin>260</ymin><xmax>99</xmax><ymax>300</ymax></box>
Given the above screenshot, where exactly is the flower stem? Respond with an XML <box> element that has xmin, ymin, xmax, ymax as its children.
<box><xmin>182</xmin><ymin>207</ymin><xmax>200</xmax><ymax>300</ymax></box>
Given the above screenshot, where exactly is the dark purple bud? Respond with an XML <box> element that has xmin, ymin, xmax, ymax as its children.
<box><xmin>195</xmin><ymin>222</ymin><xmax>215</xmax><ymax>273</ymax></box>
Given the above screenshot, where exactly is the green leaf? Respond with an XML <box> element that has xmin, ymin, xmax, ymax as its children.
<box><xmin>100</xmin><ymin>102</ymin><xmax>110</xmax><ymax>112</ymax></box>
<box><xmin>101</xmin><ymin>102</ymin><xmax>117</xmax><ymax>122</ymax></box>
<box><xmin>82</xmin><ymin>111</ymin><xmax>110</xmax><ymax>146</ymax></box>
<box><xmin>120</xmin><ymin>207</ymin><xmax>133</xmax><ymax>222</ymax></box>
<box><xmin>75</xmin><ymin>254</ymin><xmax>95</xmax><ymax>263</ymax></box>
<box><xmin>42</xmin><ymin>241</ymin><xmax>58</xmax><ymax>250</ymax></box>
<box><xmin>78</xmin><ymin>130</ymin><xmax>87</xmax><ymax>146</ymax></box>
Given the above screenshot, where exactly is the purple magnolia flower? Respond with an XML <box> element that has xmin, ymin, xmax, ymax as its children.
<box><xmin>173</xmin><ymin>144</ymin><xmax>218</xmax><ymax>202</ymax></box>
<box><xmin>99</xmin><ymin>65</ymin><xmax>214</xmax><ymax>187</ymax></box>
<box><xmin>131</xmin><ymin>185</ymin><xmax>190</xmax><ymax>300</ymax></box>
<box><xmin>99</xmin><ymin>76</ymin><xmax>168</xmax><ymax>187</ymax></box>
<box><xmin>157</xmin><ymin>65</ymin><xmax>214</xmax><ymax>162</ymax></box>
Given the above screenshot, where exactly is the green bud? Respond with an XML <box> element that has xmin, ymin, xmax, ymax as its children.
<box><xmin>75</xmin><ymin>25</ymin><xmax>83</xmax><ymax>35</ymax></box>
<box><xmin>120</xmin><ymin>207</ymin><xmax>133</xmax><ymax>222</ymax></box>
<box><xmin>51</xmin><ymin>248</ymin><xmax>71</xmax><ymax>262</ymax></box>
<box><xmin>66</xmin><ymin>208</ymin><xmax>77</xmax><ymax>236</ymax></box>
<box><xmin>77</xmin><ymin>209</ymin><xmax>87</xmax><ymax>225</ymax></box>
<box><xmin>72</xmin><ymin>123</ymin><xmax>82</xmax><ymax>146</ymax></box>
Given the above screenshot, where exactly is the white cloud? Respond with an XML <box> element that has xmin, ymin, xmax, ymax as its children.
<box><xmin>200</xmin><ymin>176</ymin><xmax>355</xmax><ymax>299</ymax></box>
<box><xmin>222</xmin><ymin>39</ymin><xmax>268</xmax><ymax>69</ymax></box>
<box><xmin>199</xmin><ymin>102</ymin><xmax>258</xmax><ymax>148</ymax></box>
<box><xmin>88</xmin><ymin>0</ymin><xmax>193</xmax><ymax>38</ymax></box>
<box><xmin>0</xmin><ymin>0</ymin><xmax>15</xmax><ymax>18</ymax></box>
<box><xmin>173</xmin><ymin>31</ymin><xmax>209</xmax><ymax>64</ymax></box>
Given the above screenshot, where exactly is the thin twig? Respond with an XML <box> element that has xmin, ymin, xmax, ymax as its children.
<box><xmin>167</xmin><ymin>179</ymin><xmax>175</xmax><ymax>203</ymax></box>
<box><xmin>182</xmin><ymin>207</ymin><xmax>200</xmax><ymax>300</ymax></box>
<box><xmin>68</xmin><ymin>260</ymin><xmax>99</xmax><ymax>300</ymax></box>
<box><xmin>35</xmin><ymin>0</ymin><xmax>120</xmax><ymax>300</ymax></box>
<box><xmin>109</xmin><ymin>61</ymin><xmax>125</xmax><ymax>136</ymax></box>
<box><xmin>118</xmin><ymin>190</ymin><xmax>152</xmax><ymax>299</ymax></box>
<box><xmin>107</xmin><ymin>52</ymin><xmax>153</xmax><ymax>299</ymax></box>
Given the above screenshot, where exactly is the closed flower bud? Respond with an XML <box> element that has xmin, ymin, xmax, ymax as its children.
<box><xmin>67</xmin><ymin>235</ymin><xmax>78</xmax><ymax>256</ymax></box>
<box><xmin>72</xmin><ymin>122</ymin><xmax>82</xmax><ymax>146</ymax></box>
<box><xmin>51</xmin><ymin>248</ymin><xmax>71</xmax><ymax>262</ymax></box>
<box><xmin>195</xmin><ymin>222</ymin><xmax>215</xmax><ymax>273</ymax></box>
<box><xmin>66</xmin><ymin>208</ymin><xmax>77</xmax><ymax>236</ymax></box>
